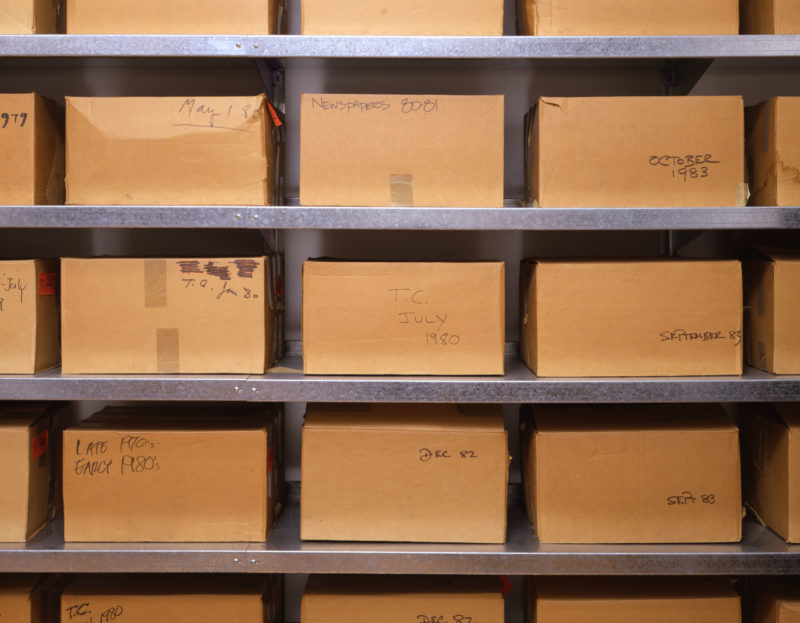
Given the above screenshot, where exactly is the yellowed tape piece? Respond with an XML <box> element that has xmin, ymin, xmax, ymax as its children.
<box><xmin>144</xmin><ymin>259</ymin><xmax>167</xmax><ymax>308</ymax></box>
<box><xmin>736</xmin><ymin>182</ymin><xmax>750</xmax><ymax>207</ymax></box>
<box><xmin>156</xmin><ymin>328</ymin><xmax>180</xmax><ymax>373</ymax></box>
<box><xmin>390</xmin><ymin>173</ymin><xmax>414</xmax><ymax>207</ymax></box>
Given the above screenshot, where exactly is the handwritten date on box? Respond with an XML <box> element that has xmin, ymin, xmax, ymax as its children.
<box><xmin>660</xmin><ymin>329</ymin><xmax>742</xmax><ymax>346</ymax></box>
<box><xmin>666</xmin><ymin>491</ymin><xmax>716</xmax><ymax>506</ymax></box>
<box><xmin>649</xmin><ymin>154</ymin><xmax>720</xmax><ymax>182</ymax></box>
<box><xmin>419</xmin><ymin>448</ymin><xmax>478</xmax><ymax>462</ymax></box>
<box><xmin>65</xmin><ymin>603</ymin><xmax>123</xmax><ymax>623</ymax></box>
<box><xmin>1</xmin><ymin>112</ymin><xmax>28</xmax><ymax>128</ymax></box>
<box><xmin>71</xmin><ymin>436</ymin><xmax>161</xmax><ymax>477</ymax></box>
<box><xmin>388</xmin><ymin>288</ymin><xmax>460</xmax><ymax>347</ymax></box>
<box><xmin>417</xmin><ymin>615</ymin><xmax>477</xmax><ymax>623</ymax></box>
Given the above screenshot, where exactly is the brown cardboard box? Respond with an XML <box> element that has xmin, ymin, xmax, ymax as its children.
<box><xmin>741</xmin><ymin>0</ymin><xmax>800</xmax><ymax>33</ymax></box>
<box><xmin>746</xmin><ymin>98</ymin><xmax>800</xmax><ymax>206</ymax></box>
<box><xmin>745</xmin><ymin>250</ymin><xmax>800</xmax><ymax>374</ymax></box>
<box><xmin>0</xmin><ymin>94</ymin><xmax>64</xmax><ymax>205</ymax></box>
<box><xmin>62</xmin><ymin>405</ymin><xmax>282</xmax><ymax>542</ymax></box>
<box><xmin>301</xmin><ymin>403</ymin><xmax>509</xmax><ymax>543</ymax></box>
<box><xmin>66</xmin><ymin>95</ymin><xmax>276</xmax><ymax>206</ymax></box>
<box><xmin>741</xmin><ymin>404</ymin><xmax>800</xmax><ymax>542</ymax></box>
<box><xmin>303</xmin><ymin>260</ymin><xmax>505</xmax><ymax>375</ymax></box>
<box><xmin>61</xmin><ymin>575</ymin><xmax>281</xmax><ymax>623</ymax></box>
<box><xmin>300</xmin><ymin>94</ymin><xmax>504</xmax><ymax>207</ymax></box>
<box><xmin>521</xmin><ymin>404</ymin><xmax>742</xmax><ymax>543</ymax></box>
<box><xmin>302</xmin><ymin>0</ymin><xmax>502</xmax><ymax>34</ymax></box>
<box><xmin>0</xmin><ymin>404</ymin><xmax>54</xmax><ymax>541</ymax></box>
<box><xmin>529</xmin><ymin>578</ymin><xmax>741</xmax><ymax>623</ymax></box>
<box><xmin>0</xmin><ymin>576</ymin><xmax>45</xmax><ymax>623</ymax></box>
<box><xmin>61</xmin><ymin>255</ymin><xmax>283</xmax><ymax>374</ymax></box>
<box><xmin>67</xmin><ymin>0</ymin><xmax>281</xmax><ymax>33</ymax></box>
<box><xmin>520</xmin><ymin>259</ymin><xmax>743</xmax><ymax>377</ymax></box>
<box><xmin>526</xmin><ymin>96</ymin><xmax>746</xmax><ymax>208</ymax></box>
<box><xmin>0</xmin><ymin>260</ymin><xmax>59</xmax><ymax>374</ymax></box>
<box><xmin>753</xmin><ymin>580</ymin><xmax>800</xmax><ymax>623</ymax></box>
<box><xmin>302</xmin><ymin>576</ymin><xmax>505</xmax><ymax>623</ymax></box>
<box><xmin>518</xmin><ymin>0</ymin><xmax>738</xmax><ymax>35</ymax></box>
<box><xmin>0</xmin><ymin>0</ymin><xmax>57</xmax><ymax>33</ymax></box>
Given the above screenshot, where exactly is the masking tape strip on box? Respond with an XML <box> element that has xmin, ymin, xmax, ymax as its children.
<box><xmin>390</xmin><ymin>173</ymin><xmax>414</xmax><ymax>207</ymax></box>
<box><xmin>144</xmin><ymin>259</ymin><xmax>168</xmax><ymax>308</ymax></box>
<box><xmin>156</xmin><ymin>328</ymin><xmax>180</xmax><ymax>373</ymax></box>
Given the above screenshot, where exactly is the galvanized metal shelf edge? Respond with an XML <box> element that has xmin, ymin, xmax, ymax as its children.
<box><xmin>1</xmin><ymin>503</ymin><xmax>797</xmax><ymax>575</ymax></box>
<box><xmin>1</xmin><ymin>360</ymin><xmax>799</xmax><ymax>403</ymax></box>
<box><xmin>2</xmin><ymin>34</ymin><xmax>800</xmax><ymax>60</ymax></box>
<box><xmin>3</xmin><ymin>205</ymin><xmax>800</xmax><ymax>230</ymax></box>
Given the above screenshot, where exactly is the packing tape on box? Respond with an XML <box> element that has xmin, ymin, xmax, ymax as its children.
<box><xmin>156</xmin><ymin>328</ymin><xmax>180</xmax><ymax>373</ymax></box>
<box><xmin>736</xmin><ymin>182</ymin><xmax>750</xmax><ymax>207</ymax></box>
<box><xmin>390</xmin><ymin>173</ymin><xmax>414</xmax><ymax>207</ymax></box>
<box><xmin>144</xmin><ymin>259</ymin><xmax>168</xmax><ymax>308</ymax></box>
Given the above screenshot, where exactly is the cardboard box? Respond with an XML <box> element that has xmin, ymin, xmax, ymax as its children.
<box><xmin>745</xmin><ymin>250</ymin><xmax>800</xmax><ymax>374</ymax></box>
<box><xmin>0</xmin><ymin>260</ymin><xmax>59</xmax><ymax>374</ymax></box>
<box><xmin>517</xmin><ymin>0</ymin><xmax>738</xmax><ymax>35</ymax></box>
<box><xmin>0</xmin><ymin>0</ymin><xmax>57</xmax><ymax>33</ymax></box>
<box><xmin>66</xmin><ymin>95</ymin><xmax>277</xmax><ymax>206</ymax></box>
<box><xmin>302</xmin><ymin>576</ymin><xmax>505</xmax><ymax>623</ymax></box>
<box><xmin>526</xmin><ymin>96</ymin><xmax>746</xmax><ymax>208</ymax></box>
<box><xmin>63</xmin><ymin>405</ymin><xmax>282</xmax><ymax>542</ymax></box>
<box><xmin>741</xmin><ymin>0</ymin><xmax>800</xmax><ymax>33</ymax></box>
<box><xmin>746</xmin><ymin>98</ymin><xmax>800</xmax><ymax>206</ymax></box>
<box><xmin>753</xmin><ymin>580</ymin><xmax>800</xmax><ymax>623</ymax></box>
<box><xmin>0</xmin><ymin>404</ymin><xmax>54</xmax><ymax>541</ymax></box>
<box><xmin>0</xmin><ymin>93</ymin><xmax>64</xmax><ymax>205</ymax></box>
<box><xmin>521</xmin><ymin>404</ymin><xmax>742</xmax><ymax>543</ymax></box>
<box><xmin>61</xmin><ymin>575</ymin><xmax>281</xmax><ymax>623</ymax></box>
<box><xmin>529</xmin><ymin>578</ymin><xmax>741</xmax><ymax>623</ymax></box>
<box><xmin>520</xmin><ymin>259</ymin><xmax>743</xmax><ymax>377</ymax></box>
<box><xmin>303</xmin><ymin>260</ymin><xmax>505</xmax><ymax>375</ymax></box>
<box><xmin>740</xmin><ymin>404</ymin><xmax>800</xmax><ymax>542</ymax></box>
<box><xmin>0</xmin><ymin>576</ymin><xmax>45</xmax><ymax>623</ymax></box>
<box><xmin>302</xmin><ymin>0</ymin><xmax>502</xmax><ymax>34</ymax></box>
<box><xmin>67</xmin><ymin>0</ymin><xmax>281</xmax><ymax>33</ymax></box>
<box><xmin>61</xmin><ymin>255</ymin><xmax>283</xmax><ymax>374</ymax></box>
<box><xmin>300</xmin><ymin>94</ymin><xmax>504</xmax><ymax>207</ymax></box>
<box><xmin>301</xmin><ymin>403</ymin><xmax>509</xmax><ymax>543</ymax></box>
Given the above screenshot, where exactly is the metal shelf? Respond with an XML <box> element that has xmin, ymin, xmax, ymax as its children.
<box><xmin>3</xmin><ymin>204</ymin><xmax>800</xmax><ymax>230</ymax></box>
<box><xmin>2</xmin><ymin>35</ymin><xmax>800</xmax><ymax>60</ymax></box>
<box><xmin>1</xmin><ymin>360</ymin><xmax>799</xmax><ymax>403</ymax></box>
<box><xmin>1</xmin><ymin>497</ymin><xmax>797</xmax><ymax>575</ymax></box>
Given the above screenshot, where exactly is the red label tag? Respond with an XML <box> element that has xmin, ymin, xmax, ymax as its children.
<box><xmin>266</xmin><ymin>100</ymin><xmax>283</xmax><ymax>127</ymax></box>
<box><xmin>38</xmin><ymin>272</ymin><xmax>56</xmax><ymax>296</ymax></box>
<box><xmin>499</xmin><ymin>575</ymin><xmax>512</xmax><ymax>595</ymax></box>
<box><xmin>32</xmin><ymin>430</ymin><xmax>48</xmax><ymax>460</ymax></box>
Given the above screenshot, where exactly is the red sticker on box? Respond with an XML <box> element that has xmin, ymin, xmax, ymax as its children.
<box><xmin>499</xmin><ymin>575</ymin><xmax>512</xmax><ymax>595</ymax></box>
<box><xmin>38</xmin><ymin>273</ymin><xmax>56</xmax><ymax>296</ymax></box>
<box><xmin>32</xmin><ymin>430</ymin><xmax>48</xmax><ymax>460</ymax></box>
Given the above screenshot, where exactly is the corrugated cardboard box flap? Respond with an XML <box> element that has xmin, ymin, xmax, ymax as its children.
<box><xmin>533</xmin><ymin>404</ymin><xmax>737</xmax><ymax>433</ymax></box>
<box><xmin>304</xmin><ymin>575</ymin><xmax>504</xmax><ymax>597</ymax></box>
<box><xmin>534</xmin><ymin>577</ymin><xmax>739</xmax><ymax>600</ymax></box>
<box><xmin>305</xmin><ymin>403</ymin><xmax>504</xmax><ymax>431</ymax></box>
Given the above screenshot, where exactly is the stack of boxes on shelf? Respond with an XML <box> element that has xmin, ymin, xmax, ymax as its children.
<box><xmin>2</xmin><ymin>0</ymin><xmax>800</xmax><ymax>622</ymax></box>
